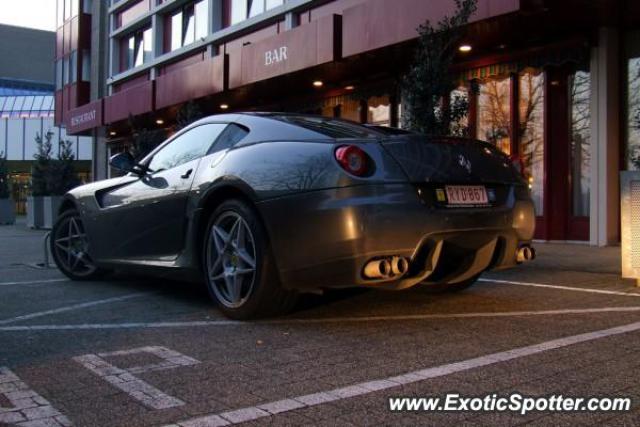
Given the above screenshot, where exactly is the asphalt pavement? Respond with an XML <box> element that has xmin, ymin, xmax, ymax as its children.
<box><xmin>1</xmin><ymin>218</ymin><xmax>639</xmax><ymax>426</ymax></box>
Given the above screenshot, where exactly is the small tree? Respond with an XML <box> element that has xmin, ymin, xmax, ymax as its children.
<box><xmin>48</xmin><ymin>140</ymin><xmax>81</xmax><ymax>195</ymax></box>
<box><xmin>176</xmin><ymin>100</ymin><xmax>204</xmax><ymax>130</ymax></box>
<box><xmin>0</xmin><ymin>152</ymin><xmax>9</xmax><ymax>199</ymax></box>
<box><xmin>127</xmin><ymin>114</ymin><xmax>167</xmax><ymax>160</ymax></box>
<box><xmin>402</xmin><ymin>0</ymin><xmax>477</xmax><ymax>136</ymax></box>
<box><xmin>32</xmin><ymin>131</ymin><xmax>54</xmax><ymax>196</ymax></box>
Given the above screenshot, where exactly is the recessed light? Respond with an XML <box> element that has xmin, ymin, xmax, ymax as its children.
<box><xmin>313</xmin><ymin>80</ymin><xmax>323</xmax><ymax>87</ymax></box>
<box><xmin>458</xmin><ymin>44</ymin><xmax>472</xmax><ymax>52</ymax></box>
<box><xmin>220</xmin><ymin>104</ymin><xmax>229</xmax><ymax>110</ymax></box>
<box><xmin>345</xmin><ymin>85</ymin><xmax>355</xmax><ymax>90</ymax></box>
<box><xmin>155</xmin><ymin>119</ymin><xmax>164</xmax><ymax>125</ymax></box>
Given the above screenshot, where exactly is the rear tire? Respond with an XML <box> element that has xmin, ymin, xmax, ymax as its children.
<box><xmin>50</xmin><ymin>209</ymin><xmax>109</xmax><ymax>281</ymax></box>
<box><xmin>203</xmin><ymin>199</ymin><xmax>298</xmax><ymax>319</ymax></box>
<box><xmin>421</xmin><ymin>274</ymin><xmax>480</xmax><ymax>294</ymax></box>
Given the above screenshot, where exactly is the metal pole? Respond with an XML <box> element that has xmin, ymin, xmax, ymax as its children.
<box><xmin>43</xmin><ymin>231</ymin><xmax>51</xmax><ymax>268</ymax></box>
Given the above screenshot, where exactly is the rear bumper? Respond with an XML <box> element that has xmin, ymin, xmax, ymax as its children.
<box><xmin>257</xmin><ymin>183</ymin><xmax>535</xmax><ymax>291</ymax></box>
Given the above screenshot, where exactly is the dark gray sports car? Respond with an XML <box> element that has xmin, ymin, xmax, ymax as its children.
<box><xmin>51</xmin><ymin>113</ymin><xmax>535</xmax><ymax>319</ymax></box>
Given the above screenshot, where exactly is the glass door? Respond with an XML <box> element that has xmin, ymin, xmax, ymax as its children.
<box><xmin>518</xmin><ymin>69</ymin><xmax>545</xmax><ymax>220</ymax></box>
<box><xmin>568</xmin><ymin>70</ymin><xmax>591</xmax><ymax>240</ymax></box>
<box><xmin>541</xmin><ymin>65</ymin><xmax>590</xmax><ymax>241</ymax></box>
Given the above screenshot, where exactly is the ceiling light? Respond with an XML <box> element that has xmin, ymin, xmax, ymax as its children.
<box><xmin>345</xmin><ymin>85</ymin><xmax>355</xmax><ymax>90</ymax></box>
<box><xmin>220</xmin><ymin>104</ymin><xmax>229</xmax><ymax>110</ymax></box>
<box><xmin>109</xmin><ymin>131</ymin><xmax>116</xmax><ymax>136</ymax></box>
<box><xmin>458</xmin><ymin>44</ymin><xmax>472</xmax><ymax>52</ymax></box>
<box><xmin>313</xmin><ymin>80</ymin><xmax>323</xmax><ymax>87</ymax></box>
<box><xmin>155</xmin><ymin>119</ymin><xmax>164</xmax><ymax>125</ymax></box>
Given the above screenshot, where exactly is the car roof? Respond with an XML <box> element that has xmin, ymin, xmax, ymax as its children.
<box><xmin>188</xmin><ymin>112</ymin><xmax>386</xmax><ymax>142</ymax></box>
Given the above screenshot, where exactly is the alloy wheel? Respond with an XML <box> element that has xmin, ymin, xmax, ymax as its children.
<box><xmin>53</xmin><ymin>215</ymin><xmax>97</xmax><ymax>277</ymax></box>
<box><xmin>206</xmin><ymin>211</ymin><xmax>257</xmax><ymax>308</ymax></box>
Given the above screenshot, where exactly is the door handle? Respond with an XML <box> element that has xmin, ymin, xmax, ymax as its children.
<box><xmin>181</xmin><ymin>169</ymin><xmax>193</xmax><ymax>179</ymax></box>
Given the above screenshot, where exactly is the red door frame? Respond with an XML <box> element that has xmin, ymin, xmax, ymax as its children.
<box><xmin>535</xmin><ymin>65</ymin><xmax>589</xmax><ymax>241</ymax></box>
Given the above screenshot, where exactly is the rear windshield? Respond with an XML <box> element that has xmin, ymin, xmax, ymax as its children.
<box><xmin>270</xmin><ymin>115</ymin><xmax>384</xmax><ymax>139</ymax></box>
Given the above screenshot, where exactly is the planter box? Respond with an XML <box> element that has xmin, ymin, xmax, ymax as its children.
<box><xmin>26</xmin><ymin>196</ymin><xmax>44</xmax><ymax>229</ymax></box>
<box><xmin>0</xmin><ymin>198</ymin><xmax>15</xmax><ymax>225</ymax></box>
<box><xmin>43</xmin><ymin>196</ymin><xmax>63</xmax><ymax>229</ymax></box>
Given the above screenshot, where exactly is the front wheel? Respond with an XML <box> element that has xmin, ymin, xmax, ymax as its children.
<box><xmin>203</xmin><ymin>199</ymin><xmax>297</xmax><ymax>319</ymax></box>
<box><xmin>50</xmin><ymin>210</ymin><xmax>108</xmax><ymax>280</ymax></box>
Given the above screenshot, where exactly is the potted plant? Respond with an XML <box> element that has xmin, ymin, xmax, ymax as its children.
<box><xmin>27</xmin><ymin>131</ymin><xmax>53</xmax><ymax>228</ymax></box>
<box><xmin>43</xmin><ymin>139</ymin><xmax>80</xmax><ymax>229</ymax></box>
<box><xmin>0</xmin><ymin>152</ymin><xmax>15</xmax><ymax>225</ymax></box>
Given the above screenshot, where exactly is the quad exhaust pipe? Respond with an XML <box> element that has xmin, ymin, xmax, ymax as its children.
<box><xmin>364</xmin><ymin>256</ymin><xmax>409</xmax><ymax>279</ymax></box>
<box><xmin>516</xmin><ymin>245</ymin><xmax>536</xmax><ymax>263</ymax></box>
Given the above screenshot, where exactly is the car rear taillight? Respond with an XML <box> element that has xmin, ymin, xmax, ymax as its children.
<box><xmin>335</xmin><ymin>145</ymin><xmax>371</xmax><ymax>177</ymax></box>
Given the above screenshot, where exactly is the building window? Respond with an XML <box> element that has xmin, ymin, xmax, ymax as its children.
<box><xmin>450</xmin><ymin>86</ymin><xmax>469</xmax><ymax>136</ymax></box>
<box><xmin>367</xmin><ymin>96</ymin><xmax>390</xmax><ymax>126</ymax></box>
<box><xmin>56</xmin><ymin>59</ymin><xmax>63</xmax><ymax>90</ymax></box>
<box><xmin>477</xmin><ymin>76</ymin><xmax>511</xmax><ymax>155</ymax></box>
<box><xmin>229</xmin><ymin>0</ymin><xmax>284</xmax><ymax>26</ymax></box>
<box><xmin>626</xmin><ymin>31</ymin><xmax>640</xmax><ymax>170</ymax></box>
<box><xmin>183</xmin><ymin>6</ymin><xmax>196</xmax><ymax>46</ymax></box>
<box><xmin>519</xmin><ymin>69</ymin><xmax>545</xmax><ymax>215</ymax></box>
<box><xmin>248</xmin><ymin>0</ymin><xmax>265</xmax><ymax>18</ymax></box>
<box><xmin>71</xmin><ymin>0</ymin><xmax>79</xmax><ymax>18</ymax></box>
<box><xmin>63</xmin><ymin>58</ymin><xmax>69</xmax><ymax>85</ymax></box>
<box><xmin>340</xmin><ymin>98</ymin><xmax>361</xmax><ymax>122</ymax></box>
<box><xmin>69</xmin><ymin>51</ymin><xmax>78</xmax><ymax>84</ymax></box>
<box><xmin>194</xmin><ymin>0</ymin><xmax>208</xmax><ymax>39</ymax></box>
<box><xmin>81</xmin><ymin>50</ymin><xmax>91</xmax><ymax>82</ymax></box>
<box><xmin>64</xmin><ymin>0</ymin><xmax>71</xmax><ymax>20</ymax></box>
<box><xmin>123</xmin><ymin>27</ymin><xmax>153</xmax><ymax>70</ymax></box>
<box><xmin>143</xmin><ymin>27</ymin><xmax>153</xmax><ymax>62</ymax></box>
<box><xmin>57</xmin><ymin>0</ymin><xmax>65</xmax><ymax>27</ymax></box>
<box><xmin>169</xmin><ymin>0</ymin><xmax>208</xmax><ymax>52</ymax></box>
<box><xmin>171</xmin><ymin>10</ymin><xmax>183</xmax><ymax>51</ymax></box>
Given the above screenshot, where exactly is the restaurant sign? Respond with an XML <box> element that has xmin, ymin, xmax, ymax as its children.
<box><xmin>66</xmin><ymin>99</ymin><xmax>103</xmax><ymax>135</ymax></box>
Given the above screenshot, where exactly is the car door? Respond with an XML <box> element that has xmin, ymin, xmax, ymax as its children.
<box><xmin>96</xmin><ymin>123</ymin><xmax>228</xmax><ymax>260</ymax></box>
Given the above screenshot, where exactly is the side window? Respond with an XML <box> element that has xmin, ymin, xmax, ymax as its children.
<box><xmin>208</xmin><ymin>123</ymin><xmax>249</xmax><ymax>154</ymax></box>
<box><xmin>148</xmin><ymin>123</ymin><xmax>227</xmax><ymax>172</ymax></box>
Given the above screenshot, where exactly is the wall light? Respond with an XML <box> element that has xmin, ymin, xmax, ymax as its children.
<box><xmin>313</xmin><ymin>80</ymin><xmax>323</xmax><ymax>88</ymax></box>
<box><xmin>220</xmin><ymin>104</ymin><xmax>229</xmax><ymax>110</ymax></box>
<box><xmin>458</xmin><ymin>44</ymin><xmax>472</xmax><ymax>53</ymax></box>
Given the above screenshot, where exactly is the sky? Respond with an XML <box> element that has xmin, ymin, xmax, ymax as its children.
<box><xmin>0</xmin><ymin>0</ymin><xmax>57</xmax><ymax>32</ymax></box>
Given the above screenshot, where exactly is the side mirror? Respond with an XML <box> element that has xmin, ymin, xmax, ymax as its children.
<box><xmin>109</xmin><ymin>152</ymin><xmax>138</xmax><ymax>174</ymax></box>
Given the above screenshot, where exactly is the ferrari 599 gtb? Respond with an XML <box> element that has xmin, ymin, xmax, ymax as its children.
<box><xmin>51</xmin><ymin>113</ymin><xmax>535</xmax><ymax>319</ymax></box>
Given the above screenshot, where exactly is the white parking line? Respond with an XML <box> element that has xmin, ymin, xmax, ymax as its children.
<box><xmin>170</xmin><ymin>318</ymin><xmax>640</xmax><ymax>426</ymax></box>
<box><xmin>480</xmin><ymin>278</ymin><xmax>640</xmax><ymax>297</ymax></box>
<box><xmin>75</xmin><ymin>346</ymin><xmax>200</xmax><ymax>410</ymax></box>
<box><xmin>0</xmin><ymin>292</ymin><xmax>152</xmax><ymax>325</ymax></box>
<box><xmin>0</xmin><ymin>278</ymin><xmax>69</xmax><ymax>287</ymax></box>
<box><xmin>1</xmin><ymin>306</ymin><xmax>639</xmax><ymax>331</ymax></box>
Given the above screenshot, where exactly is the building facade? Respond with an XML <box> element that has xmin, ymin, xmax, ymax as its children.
<box><xmin>55</xmin><ymin>0</ymin><xmax>640</xmax><ymax>246</ymax></box>
<box><xmin>0</xmin><ymin>24</ymin><xmax>91</xmax><ymax>214</ymax></box>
